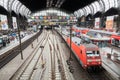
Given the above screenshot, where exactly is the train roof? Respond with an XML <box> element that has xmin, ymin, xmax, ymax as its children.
<box><xmin>82</xmin><ymin>34</ymin><xmax>110</xmax><ymax>41</ymax></box>
<box><xmin>111</xmin><ymin>35</ymin><xmax>120</xmax><ymax>39</ymax></box>
<box><xmin>72</xmin><ymin>37</ymin><xmax>81</xmax><ymax>46</ymax></box>
<box><xmin>89</xmin><ymin>29</ymin><xmax>117</xmax><ymax>35</ymax></box>
<box><xmin>72</xmin><ymin>36</ymin><xmax>81</xmax><ymax>41</ymax></box>
<box><xmin>71</xmin><ymin>36</ymin><xmax>98</xmax><ymax>50</ymax></box>
<box><xmin>83</xmin><ymin>43</ymin><xmax>98</xmax><ymax>51</ymax></box>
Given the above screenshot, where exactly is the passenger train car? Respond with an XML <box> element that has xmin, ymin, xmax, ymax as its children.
<box><xmin>81</xmin><ymin>31</ymin><xmax>111</xmax><ymax>48</ymax></box>
<box><xmin>111</xmin><ymin>34</ymin><xmax>120</xmax><ymax>47</ymax></box>
<box><xmin>66</xmin><ymin>37</ymin><xmax>101</xmax><ymax>69</ymax></box>
<box><xmin>72</xmin><ymin>27</ymin><xmax>89</xmax><ymax>35</ymax></box>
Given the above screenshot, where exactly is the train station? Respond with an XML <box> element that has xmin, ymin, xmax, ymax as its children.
<box><xmin>0</xmin><ymin>0</ymin><xmax>120</xmax><ymax>80</ymax></box>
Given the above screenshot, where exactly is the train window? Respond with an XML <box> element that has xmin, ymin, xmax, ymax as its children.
<box><xmin>87</xmin><ymin>51</ymin><xmax>100</xmax><ymax>57</ymax></box>
<box><xmin>93</xmin><ymin>51</ymin><xmax>100</xmax><ymax>56</ymax></box>
<box><xmin>97</xmin><ymin>51</ymin><xmax>100</xmax><ymax>54</ymax></box>
<box><xmin>86</xmin><ymin>51</ymin><xmax>93</xmax><ymax>56</ymax></box>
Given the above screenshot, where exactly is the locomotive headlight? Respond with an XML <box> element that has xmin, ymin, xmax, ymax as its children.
<box><xmin>87</xmin><ymin>59</ymin><xmax>92</xmax><ymax>62</ymax></box>
<box><xmin>87</xmin><ymin>59</ymin><xmax>101</xmax><ymax>62</ymax></box>
<box><xmin>95</xmin><ymin>59</ymin><xmax>101</xmax><ymax>62</ymax></box>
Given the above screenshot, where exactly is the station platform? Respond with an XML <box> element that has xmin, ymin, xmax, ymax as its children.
<box><xmin>0</xmin><ymin>32</ymin><xmax>37</xmax><ymax>56</ymax></box>
<box><xmin>100</xmin><ymin>47</ymin><xmax>120</xmax><ymax>80</ymax></box>
<box><xmin>0</xmin><ymin>31</ymin><xmax>40</xmax><ymax>80</ymax></box>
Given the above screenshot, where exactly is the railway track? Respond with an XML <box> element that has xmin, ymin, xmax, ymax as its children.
<box><xmin>48</xmin><ymin>36</ymin><xmax>56</xmax><ymax>80</ymax></box>
<box><xmin>86</xmin><ymin>67</ymin><xmax>114</xmax><ymax>80</ymax></box>
<box><xmin>54</xmin><ymin>31</ymin><xmax>67</xmax><ymax>80</ymax></box>
<box><xmin>10</xmin><ymin>30</ymin><xmax>49</xmax><ymax>80</ymax></box>
<box><xmin>48</xmin><ymin>31</ymin><xmax>67</xmax><ymax>80</ymax></box>
<box><xmin>47</xmin><ymin>30</ymin><xmax>74</xmax><ymax>80</ymax></box>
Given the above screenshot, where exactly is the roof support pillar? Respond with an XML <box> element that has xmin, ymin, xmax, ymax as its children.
<box><xmin>7</xmin><ymin>12</ymin><xmax>13</xmax><ymax>29</ymax></box>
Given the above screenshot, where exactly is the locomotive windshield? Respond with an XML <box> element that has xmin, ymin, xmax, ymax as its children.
<box><xmin>86</xmin><ymin>51</ymin><xmax>100</xmax><ymax>57</ymax></box>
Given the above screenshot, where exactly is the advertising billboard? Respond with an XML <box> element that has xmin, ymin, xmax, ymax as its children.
<box><xmin>12</xmin><ymin>17</ymin><xmax>17</xmax><ymax>29</ymax></box>
<box><xmin>106</xmin><ymin>16</ymin><xmax>114</xmax><ymax>30</ymax></box>
<box><xmin>94</xmin><ymin>18</ymin><xmax>100</xmax><ymax>28</ymax></box>
<box><xmin>0</xmin><ymin>14</ymin><xmax>9</xmax><ymax>30</ymax></box>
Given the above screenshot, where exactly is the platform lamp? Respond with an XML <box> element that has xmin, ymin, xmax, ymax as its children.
<box><xmin>17</xmin><ymin>14</ymin><xmax>23</xmax><ymax>60</ymax></box>
<box><xmin>15</xmin><ymin>3</ymin><xmax>25</xmax><ymax>60</ymax></box>
<box><xmin>7</xmin><ymin>0</ymin><xmax>24</xmax><ymax>60</ymax></box>
<box><xmin>68</xmin><ymin>20</ymin><xmax>73</xmax><ymax>61</ymax></box>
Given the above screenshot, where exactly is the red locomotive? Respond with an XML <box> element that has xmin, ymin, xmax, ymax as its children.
<box><xmin>66</xmin><ymin>37</ymin><xmax>101</xmax><ymax>69</ymax></box>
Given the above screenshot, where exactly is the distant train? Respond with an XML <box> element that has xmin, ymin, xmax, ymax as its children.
<box><xmin>72</xmin><ymin>27</ymin><xmax>89</xmax><ymax>35</ymax></box>
<box><xmin>0</xmin><ymin>35</ymin><xmax>10</xmax><ymax>48</ymax></box>
<box><xmin>81</xmin><ymin>30</ymin><xmax>111</xmax><ymax>48</ymax></box>
<box><xmin>66</xmin><ymin>37</ymin><xmax>101</xmax><ymax>69</ymax></box>
<box><xmin>44</xmin><ymin>25</ymin><xmax>52</xmax><ymax>30</ymax></box>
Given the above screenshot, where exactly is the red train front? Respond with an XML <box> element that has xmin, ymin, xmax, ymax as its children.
<box><xmin>66</xmin><ymin>37</ymin><xmax>101</xmax><ymax>69</ymax></box>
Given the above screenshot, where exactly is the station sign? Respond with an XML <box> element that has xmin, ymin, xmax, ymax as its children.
<box><xmin>31</xmin><ymin>16</ymin><xmax>34</xmax><ymax>19</ymax></box>
<box><xmin>48</xmin><ymin>16</ymin><xmax>51</xmax><ymax>19</ymax></box>
<box><xmin>59</xmin><ymin>16</ymin><xmax>62</xmax><ymax>19</ymax></box>
<box><xmin>35</xmin><ymin>16</ymin><xmax>39</xmax><ymax>19</ymax></box>
<box><xmin>66</xmin><ymin>16</ymin><xmax>70</xmax><ymax>20</ymax></box>
<box><xmin>43</xmin><ymin>16</ymin><xmax>47</xmax><ymax>19</ymax></box>
<box><xmin>32</xmin><ymin>16</ymin><xmax>76</xmax><ymax>21</ymax></box>
<box><xmin>73</xmin><ymin>17</ymin><xmax>76</xmax><ymax>19</ymax></box>
<box><xmin>40</xmin><ymin>16</ymin><xmax>43</xmax><ymax>20</ymax></box>
<box><xmin>62</xmin><ymin>16</ymin><xmax>66</xmax><ymax>19</ymax></box>
<box><xmin>70</xmin><ymin>17</ymin><xmax>73</xmax><ymax>20</ymax></box>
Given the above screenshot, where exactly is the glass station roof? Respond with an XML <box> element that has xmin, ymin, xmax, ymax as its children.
<box><xmin>0</xmin><ymin>0</ymin><xmax>31</xmax><ymax>17</ymax></box>
<box><xmin>0</xmin><ymin>0</ymin><xmax>119</xmax><ymax>18</ymax></box>
<box><xmin>74</xmin><ymin>0</ymin><xmax>118</xmax><ymax>18</ymax></box>
<box><xmin>32</xmin><ymin>9</ymin><xmax>70</xmax><ymax>16</ymax></box>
